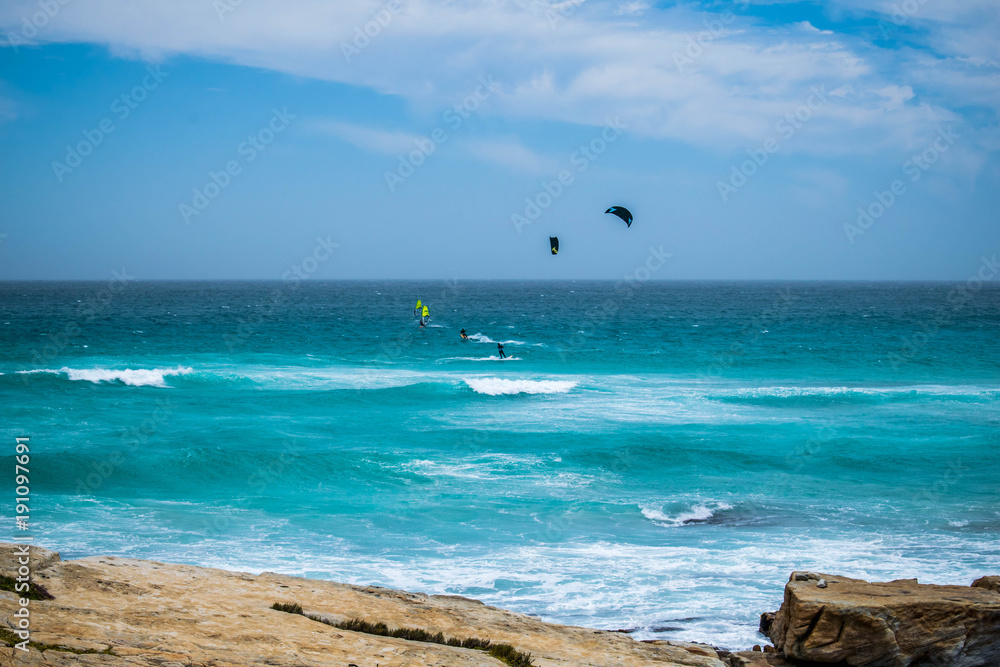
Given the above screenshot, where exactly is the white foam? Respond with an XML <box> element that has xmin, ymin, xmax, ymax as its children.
<box><xmin>464</xmin><ymin>378</ymin><xmax>577</xmax><ymax>396</ymax></box>
<box><xmin>641</xmin><ymin>502</ymin><xmax>734</xmax><ymax>527</ymax></box>
<box><xmin>438</xmin><ymin>356</ymin><xmax>522</xmax><ymax>363</ymax></box>
<box><xmin>18</xmin><ymin>366</ymin><xmax>192</xmax><ymax>387</ymax></box>
<box><xmin>467</xmin><ymin>333</ymin><xmax>527</xmax><ymax>345</ymax></box>
<box><xmin>240</xmin><ymin>366</ymin><xmax>431</xmax><ymax>390</ymax></box>
<box><xmin>44</xmin><ymin>501</ymin><xmax>1000</xmax><ymax>652</ymax></box>
<box><xmin>720</xmin><ymin>384</ymin><xmax>1000</xmax><ymax>399</ymax></box>
<box><xmin>401</xmin><ymin>454</ymin><xmax>549</xmax><ymax>481</ymax></box>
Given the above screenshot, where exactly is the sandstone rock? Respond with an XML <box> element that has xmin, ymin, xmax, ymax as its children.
<box><xmin>768</xmin><ymin>571</ymin><xmax>1000</xmax><ymax>667</ymax></box>
<box><xmin>972</xmin><ymin>576</ymin><xmax>1000</xmax><ymax>594</ymax></box>
<box><xmin>662</xmin><ymin>640</ymin><xmax>726</xmax><ymax>659</ymax></box>
<box><xmin>758</xmin><ymin>611</ymin><xmax>775</xmax><ymax>635</ymax></box>
<box><xmin>727</xmin><ymin>650</ymin><xmax>793</xmax><ymax>667</ymax></box>
<box><xmin>0</xmin><ymin>545</ymin><xmax>60</xmax><ymax>578</ymax></box>
<box><xmin>0</xmin><ymin>543</ymin><xmax>726</xmax><ymax>667</ymax></box>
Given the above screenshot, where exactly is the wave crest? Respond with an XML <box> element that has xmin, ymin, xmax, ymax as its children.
<box><xmin>18</xmin><ymin>366</ymin><xmax>192</xmax><ymax>387</ymax></box>
<box><xmin>464</xmin><ymin>378</ymin><xmax>577</xmax><ymax>396</ymax></box>
<box><xmin>641</xmin><ymin>502</ymin><xmax>733</xmax><ymax>527</ymax></box>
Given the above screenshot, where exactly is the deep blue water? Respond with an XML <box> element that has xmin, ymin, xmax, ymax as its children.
<box><xmin>2</xmin><ymin>280</ymin><xmax>999</xmax><ymax>648</ymax></box>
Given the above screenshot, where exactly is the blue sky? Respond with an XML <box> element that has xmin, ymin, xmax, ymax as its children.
<box><xmin>0</xmin><ymin>0</ymin><xmax>997</xmax><ymax>279</ymax></box>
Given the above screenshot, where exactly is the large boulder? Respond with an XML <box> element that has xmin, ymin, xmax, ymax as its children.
<box><xmin>768</xmin><ymin>571</ymin><xmax>1000</xmax><ymax>667</ymax></box>
<box><xmin>972</xmin><ymin>576</ymin><xmax>1000</xmax><ymax>594</ymax></box>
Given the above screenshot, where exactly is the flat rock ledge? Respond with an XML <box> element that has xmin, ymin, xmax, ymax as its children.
<box><xmin>3</xmin><ymin>546</ymin><xmax>997</xmax><ymax>667</ymax></box>
<box><xmin>1</xmin><ymin>544</ymin><xmax>726</xmax><ymax>667</ymax></box>
<box><xmin>766</xmin><ymin>571</ymin><xmax>1000</xmax><ymax>667</ymax></box>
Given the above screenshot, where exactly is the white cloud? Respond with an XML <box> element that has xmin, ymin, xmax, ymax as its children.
<box><xmin>0</xmin><ymin>0</ymin><xmax>992</xmax><ymax>155</ymax></box>
<box><xmin>310</xmin><ymin>119</ymin><xmax>555</xmax><ymax>174</ymax></box>
<box><xmin>811</xmin><ymin>0</ymin><xmax>1000</xmax><ymax>64</ymax></box>
<box><xmin>874</xmin><ymin>84</ymin><xmax>914</xmax><ymax>110</ymax></box>
<box><xmin>796</xmin><ymin>21</ymin><xmax>833</xmax><ymax>35</ymax></box>
<box><xmin>462</xmin><ymin>138</ymin><xmax>558</xmax><ymax>173</ymax></box>
<box><xmin>616</xmin><ymin>2</ymin><xmax>650</xmax><ymax>16</ymax></box>
<box><xmin>309</xmin><ymin>120</ymin><xmax>424</xmax><ymax>155</ymax></box>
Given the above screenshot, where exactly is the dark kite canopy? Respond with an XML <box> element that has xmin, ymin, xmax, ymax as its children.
<box><xmin>605</xmin><ymin>206</ymin><xmax>633</xmax><ymax>227</ymax></box>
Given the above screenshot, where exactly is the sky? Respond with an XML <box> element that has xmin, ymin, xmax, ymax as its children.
<box><xmin>0</xmin><ymin>0</ymin><xmax>997</xmax><ymax>280</ymax></box>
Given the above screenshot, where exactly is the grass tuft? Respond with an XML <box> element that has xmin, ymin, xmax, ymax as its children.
<box><xmin>0</xmin><ymin>627</ymin><xmax>115</xmax><ymax>654</ymax></box>
<box><xmin>485</xmin><ymin>642</ymin><xmax>536</xmax><ymax>667</ymax></box>
<box><xmin>0</xmin><ymin>574</ymin><xmax>55</xmax><ymax>601</ymax></box>
<box><xmin>271</xmin><ymin>602</ymin><xmax>535</xmax><ymax>666</ymax></box>
<box><xmin>271</xmin><ymin>602</ymin><xmax>303</xmax><ymax>615</ymax></box>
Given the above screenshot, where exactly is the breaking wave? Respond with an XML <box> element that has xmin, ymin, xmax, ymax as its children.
<box><xmin>17</xmin><ymin>366</ymin><xmax>193</xmax><ymax>388</ymax></box>
<box><xmin>464</xmin><ymin>377</ymin><xmax>578</xmax><ymax>396</ymax></box>
<box><xmin>641</xmin><ymin>502</ymin><xmax>735</xmax><ymax>527</ymax></box>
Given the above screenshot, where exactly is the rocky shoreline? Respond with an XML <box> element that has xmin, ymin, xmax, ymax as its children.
<box><xmin>2</xmin><ymin>544</ymin><xmax>998</xmax><ymax>666</ymax></box>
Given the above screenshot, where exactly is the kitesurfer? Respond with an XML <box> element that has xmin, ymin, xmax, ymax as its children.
<box><xmin>497</xmin><ymin>343</ymin><xmax>505</xmax><ymax>359</ymax></box>
<box><xmin>460</xmin><ymin>329</ymin><xmax>469</xmax><ymax>340</ymax></box>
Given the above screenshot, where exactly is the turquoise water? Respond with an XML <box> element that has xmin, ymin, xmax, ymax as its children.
<box><xmin>2</xmin><ymin>280</ymin><xmax>999</xmax><ymax>648</ymax></box>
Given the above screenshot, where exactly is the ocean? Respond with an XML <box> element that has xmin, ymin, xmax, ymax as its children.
<box><xmin>2</xmin><ymin>280</ymin><xmax>999</xmax><ymax>649</ymax></box>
